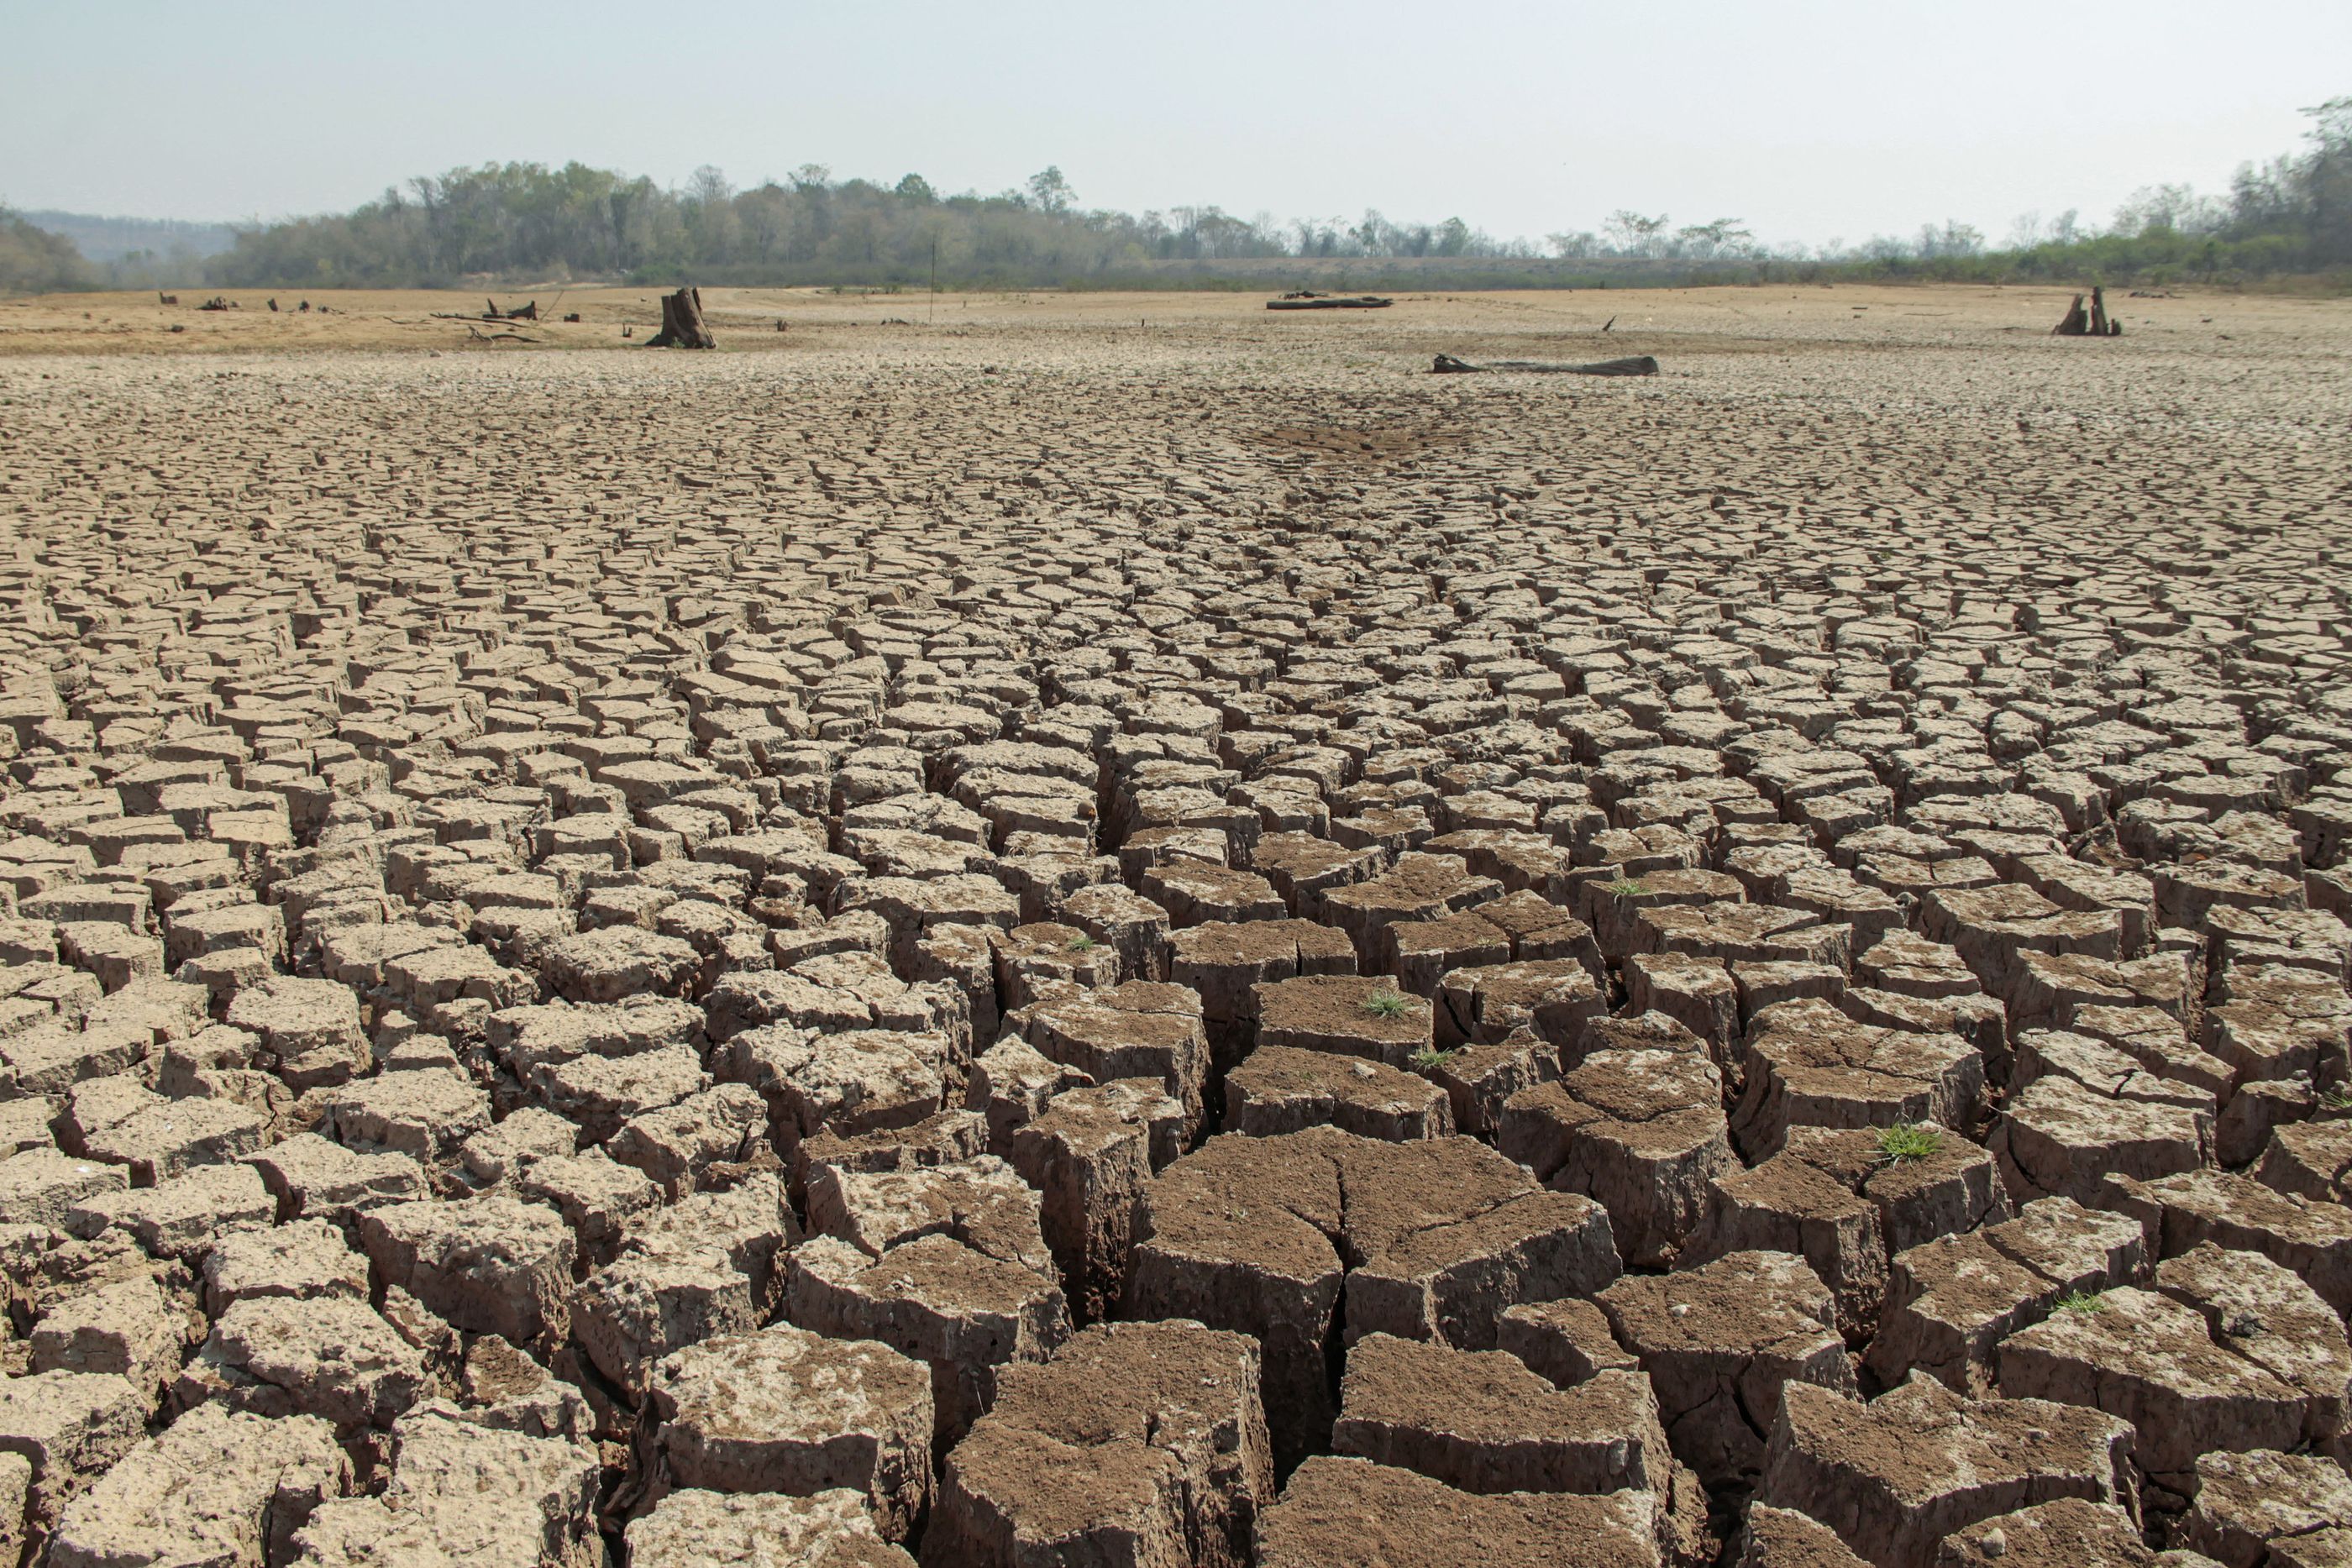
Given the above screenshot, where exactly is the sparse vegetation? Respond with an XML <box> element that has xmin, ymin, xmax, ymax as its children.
<box><xmin>1608</xmin><ymin>878</ymin><xmax>1648</xmax><ymax>897</ymax></box>
<box><xmin>1363</xmin><ymin>989</ymin><xmax>1412</xmax><ymax>1020</ymax></box>
<box><xmin>1065</xmin><ymin>932</ymin><xmax>1097</xmax><ymax>952</ymax></box>
<box><xmin>1411</xmin><ymin>1046</ymin><xmax>1458</xmax><ymax>1072</ymax></box>
<box><xmin>1875</xmin><ymin>1124</ymin><xmax>1944</xmax><ymax>1164</ymax></box>
<box><xmin>2054</xmin><ymin>1290</ymin><xmax>2106</xmax><ymax>1314</ymax></box>
<box><xmin>183</xmin><ymin>98</ymin><xmax>2352</xmax><ymax>292</ymax></box>
<box><xmin>0</xmin><ymin>207</ymin><xmax>92</xmax><ymax>295</ymax></box>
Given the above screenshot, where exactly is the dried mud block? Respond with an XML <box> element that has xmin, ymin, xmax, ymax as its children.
<box><xmin>223</xmin><ymin>976</ymin><xmax>370</xmax><ymax>1090</ymax></box>
<box><xmin>29</xmin><ymin>1272</ymin><xmax>190</xmax><ymax>1405</ymax></box>
<box><xmin>572</xmin><ymin>1176</ymin><xmax>795</xmax><ymax>1397</ymax></box>
<box><xmin>1334</xmin><ymin>1331</ymin><xmax>1683</xmax><ymax>1499</ymax></box>
<box><xmin>1226</xmin><ymin>1044</ymin><xmax>1452</xmax><ymax>1141</ymax></box>
<box><xmin>2116</xmin><ymin>1168</ymin><xmax>2352</xmax><ymax>1317</ymax></box>
<box><xmin>1170</xmin><ymin>917</ymin><xmax>1358</xmax><ymax>1068</ymax></box>
<box><xmin>788</xmin><ymin>1232</ymin><xmax>1069</xmax><ymax>1447</ymax></box>
<box><xmin>1760</xmin><ymin>1377</ymin><xmax>2136</xmax><ymax>1568</ymax></box>
<box><xmin>1058</xmin><ymin>883</ymin><xmax>1174</xmax><ymax>983</ymax></box>
<box><xmin>1737</xmin><ymin>1503</ymin><xmax>1870</xmax><ymax>1568</ymax></box>
<box><xmin>326</xmin><ymin>1067</ymin><xmax>494</xmax><ymax>1165</ymax></box>
<box><xmin>1996</xmin><ymin>1285</ymin><xmax>2313</xmax><ymax>1487</ymax></box>
<box><xmin>605</xmin><ymin>1081</ymin><xmax>768</xmax><ymax>1198</ymax></box>
<box><xmin>1016</xmin><ymin>981</ymin><xmax>1210</xmax><ymax>1135</ymax></box>
<box><xmin>359</xmin><ymin>1194</ymin><xmax>575</xmax><ymax>1350</ymax></box>
<box><xmin>1500</xmin><ymin>1048</ymin><xmax>1731</xmax><ymax>1268</ymax></box>
<box><xmin>963</xmin><ymin>1036</ymin><xmax>1089</xmax><ymax>1154</ymax></box>
<box><xmin>1869</xmin><ymin>1196</ymin><xmax>2146</xmax><ymax>1392</ymax></box>
<box><xmin>1251</xmin><ymin>832</ymin><xmax>1386</xmax><ymax>922</ymax></box>
<box><xmin>626</xmin><ymin>1487</ymin><xmax>916</xmax><ymax>1567</ymax></box>
<box><xmin>1935</xmin><ymin>1497</ymin><xmax>2173</xmax><ymax>1568</ymax></box>
<box><xmin>1386</xmin><ymin>910</ymin><xmax>1509</xmax><ymax>998</ymax></box>
<box><xmin>180</xmin><ymin>1293</ymin><xmax>430</xmax><ymax>1430</ymax></box>
<box><xmin>516</xmin><ymin>1147</ymin><xmax>663</xmax><ymax>1269</ymax></box>
<box><xmin>2250</xmin><ymin>1116</ymin><xmax>2352</xmax><ymax>1203</ymax></box>
<box><xmin>2155</xmin><ymin>1242</ymin><xmax>2352</xmax><ymax>1441</ymax></box>
<box><xmin>288</xmin><ymin>1404</ymin><xmax>599</xmax><ymax>1568</ymax></box>
<box><xmin>1254</xmin><ymin>973</ymin><xmax>1435</xmax><ymax>1070</ymax></box>
<box><xmin>1008</xmin><ymin>1078</ymin><xmax>1183</xmax><ymax>1322</ymax></box>
<box><xmin>1320</xmin><ymin>852</ymin><xmax>1502</xmax><ymax>972</ymax></box>
<box><xmin>66</xmin><ymin>1159</ymin><xmax>274</xmax><ymax>1260</ymax></box>
<box><xmin>805</xmin><ymin>1155</ymin><xmax>1054</xmax><ymax>1282</ymax></box>
<box><xmin>0</xmin><ymin>1369</ymin><xmax>149</xmax><ymax>1534</ymax></box>
<box><xmin>643</xmin><ymin>1323</ymin><xmax>932</xmax><ymax>1540</ymax></box>
<box><xmin>1625</xmin><ymin>952</ymin><xmax>1742</xmax><ymax>1059</ymax></box>
<box><xmin>202</xmin><ymin>1217</ymin><xmax>369</xmax><ymax>1314</ymax></box>
<box><xmin>990</xmin><ymin>921</ymin><xmax>1121</xmax><ymax>1015</ymax></box>
<box><xmin>245</xmin><ymin>1133</ymin><xmax>428</xmax><ymax>1225</ymax></box>
<box><xmin>1425</xmin><ymin>1028</ymin><xmax>1558</xmax><ymax>1136</ymax></box>
<box><xmin>1497</xmin><ymin>1296</ymin><xmax>1641</xmax><ymax>1389</ymax></box>
<box><xmin>1123</xmin><ymin>1128</ymin><xmax>1619</xmax><ymax>1471</ymax></box>
<box><xmin>1433</xmin><ymin>958</ymin><xmax>1605</xmax><ymax>1051</ymax></box>
<box><xmin>454</xmin><ymin>1334</ymin><xmax>591</xmax><ymax>1440</ymax></box>
<box><xmin>1990</xmin><ymin>1075</ymin><xmax>2212</xmax><ymax>1209</ymax></box>
<box><xmin>62</xmin><ymin>1074</ymin><xmax>268</xmax><ymax>1187</ymax></box>
<box><xmin>1598</xmin><ymin>1250</ymin><xmax>1855</xmax><ymax>1487</ymax></box>
<box><xmin>1730</xmin><ymin>1000</ymin><xmax>1985</xmax><ymax>1161</ymax></box>
<box><xmin>929</xmin><ymin>1319</ymin><xmax>1273</xmax><ymax>1568</ymax></box>
<box><xmin>2177</xmin><ymin>1448</ymin><xmax>2352</xmax><ymax>1568</ymax></box>
<box><xmin>45</xmin><ymin>1404</ymin><xmax>349</xmax><ymax>1568</ymax></box>
<box><xmin>1683</xmin><ymin>1121</ymin><xmax>2007</xmax><ymax>1341</ymax></box>
<box><xmin>1257</xmin><ymin>1455</ymin><xmax>1667</xmax><ymax>1568</ymax></box>
<box><xmin>0</xmin><ymin>1148</ymin><xmax>129</xmax><ymax>1229</ymax></box>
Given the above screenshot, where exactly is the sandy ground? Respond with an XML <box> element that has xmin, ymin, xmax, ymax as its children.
<box><xmin>3</xmin><ymin>279</ymin><xmax>2344</xmax><ymax>364</ymax></box>
<box><xmin>0</xmin><ymin>281</ymin><xmax>2349</xmax><ymax>1564</ymax></box>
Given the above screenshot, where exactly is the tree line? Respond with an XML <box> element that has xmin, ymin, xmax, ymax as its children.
<box><xmin>5</xmin><ymin>97</ymin><xmax>2344</xmax><ymax>294</ymax></box>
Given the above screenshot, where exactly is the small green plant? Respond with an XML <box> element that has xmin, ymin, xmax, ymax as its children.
<box><xmin>1411</xmin><ymin>1046</ymin><xmax>1457</xmax><ymax>1072</ymax></box>
<box><xmin>1875</xmin><ymin>1124</ymin><xmax>1944</xmax><ymax>1164</ymax></box>
<box><xmin>2054</xmin><ymin>1289</ymin><xmax>2105</xmax><ymax>1314</ymax></box>
<box><xmin>1362</xmin><ymin>989</ymin><xmax>1411</xmax><ymax>1020</ymax></box>
<box><xmin>1065</xmin><ymin>933</ymin><xmax>1097</xmax><ymax>953</ymax></box>
<box><xmin>1608</xmin><ymin>878</ymin><xmax>1647</xmax><ymax>897</ymax></box>
<box><xmin>2321</xmin><ymin>1086</ymin><xmax>2352</xmax><ymax>1112</ymax></box>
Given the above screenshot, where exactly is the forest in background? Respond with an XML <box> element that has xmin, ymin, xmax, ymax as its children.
<box><xmin>6</xmin><ymin>97</ymin><xmax>2344</xmax><ymax>294</ymax></box>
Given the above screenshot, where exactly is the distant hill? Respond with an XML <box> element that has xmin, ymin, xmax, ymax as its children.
<box><xmin>23</xmin><ymin>210</ymin><xmax>237</xmax><ymax>265</ymax></box>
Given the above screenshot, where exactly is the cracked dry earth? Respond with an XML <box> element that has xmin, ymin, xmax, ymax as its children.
<box><xmin>0</xmin><ymin>288</ymin><xmax>2349</xmax><ymax>1568</ymax></box>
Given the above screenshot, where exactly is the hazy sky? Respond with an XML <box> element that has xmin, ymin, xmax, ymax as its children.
<box><xmin>7</xmin><ymin>0</ymin><xmax>2347</xmax><ymax>248</ymax></box>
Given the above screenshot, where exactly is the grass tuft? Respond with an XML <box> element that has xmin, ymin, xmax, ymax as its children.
<box><xmin>2054</xmin><ymin>1289</ymin><xmax>2105</xmax><ymax>1314</ymax></box>
<box><xmin>1411</xmin><ymin>1046</ymin><xmax>1457</xmax><ymax>1072</ymax></box>
<box><xmin>1362</xmin><ymin>989</ymin><xmax>1412</xmax><ymax>1020</ymax></box>
<box><xmin>1875</xmin><ymin>1123</ymin><xmax>1943</xmax><ymax>1164</ymax></box>
<box><xmin>1065</xmin><ymin>932</ymin><xmax>1097</xmax><ymax>952</ymax></box>
<box><xmin>1608</xmin><ymin>878</ymin><xmax>1648</xmax><ymax>896</ymax></box>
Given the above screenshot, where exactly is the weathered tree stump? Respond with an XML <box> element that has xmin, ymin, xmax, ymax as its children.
<box><xmin>2052</xmin><ymin>286</ymin><xmax>2120</xmax><ymax>337</ymax></box>
<box><xmin>648</xmin><ymin>286</ymin><xmax>716</xmax><ymax>349</ymax></box>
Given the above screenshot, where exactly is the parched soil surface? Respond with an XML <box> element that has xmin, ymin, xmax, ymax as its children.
<box><xmin>0</xmin><ymin>286</ymin><xmax>2348</xmax><ymax>1567</ymax></box>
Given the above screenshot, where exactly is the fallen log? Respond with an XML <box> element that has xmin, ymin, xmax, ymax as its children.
<box><xmin>1268</xmin><ymin>294</ymin><xmax>1392</xmax><ymax>311</ymax></box>
<box><xmin>1431</xmin><ymin>354</ymin><xmax>1658</xmax><ymax>376</ymax></box>
<box><xmin>648</xmin><ymin>286</ymin><xmax>716</xmax><ymax>349</ymax></box>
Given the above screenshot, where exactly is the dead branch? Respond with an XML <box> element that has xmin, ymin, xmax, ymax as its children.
<box><xmin>1431</xmin><ymin>354</ymin><xmax>1658</xmax><ymax>376</ymax></box>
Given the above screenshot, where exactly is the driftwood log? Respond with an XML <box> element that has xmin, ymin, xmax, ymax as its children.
<box><xmin>1432</xmin><ymin>354</ymin><xmax>1658</xmax><ymax>376</ymax></box>
<box><xmin>1268</xmin><ymin>293</ymin><xmax>1392</xmax><ymax>311</ymax></box>
<box><xmin>2051</xmin><ymin>286</ymin><xmax>2122</xmax><ymax>337</ymax></box>
<box><xmin>648</xmin><ymin>286</ymin><xmax>716</xmax><ymax>349</ymax></box>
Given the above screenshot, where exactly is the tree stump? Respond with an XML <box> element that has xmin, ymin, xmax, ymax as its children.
<box><xmin>648</xmin><ymin>286</ymin><xmax>716</xmax><ymax>349</ymax></box>
<box><xmin>2051</xmin><ymin>287</ymin><xmax>2119</xmax><ymax>337</ymax></box>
